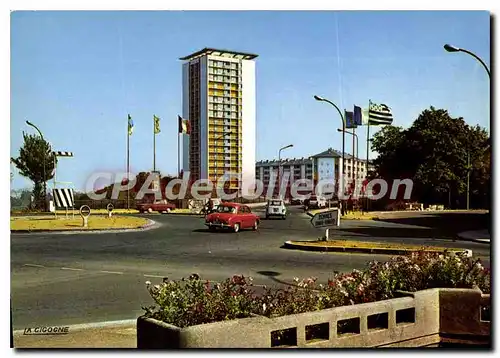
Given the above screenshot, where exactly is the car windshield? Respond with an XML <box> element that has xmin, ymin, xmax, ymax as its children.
<box><xmin>216</xmin><ymin>205</ymin><xmax>236</xmax><ymax>213</ymax></box>
<box><xmin>269</xmin><ymin>200</ymin><xmax>282</xmax><ymax>206</ymax></box>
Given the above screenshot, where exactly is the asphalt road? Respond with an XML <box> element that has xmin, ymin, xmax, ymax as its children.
<box><xmin>10</xmin><ymin>207</ymin><xmax>490</xmax><ymax>330</ymax></box>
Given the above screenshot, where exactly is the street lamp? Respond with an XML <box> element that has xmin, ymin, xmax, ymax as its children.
<box><xmin>278</xmin><ymin>144</ymin><xmax>293</xmax><ymax>198</ymax></box>
<box><xmin>214</xmin><ymin>131</ymin><xmax>232</xmax><ymax>191</ymax></box>
<box><xmin>443</xmin><ymin>43</ymin><xmax>490</xmax><ymax>78</ymax></box>
<box><xmin>26</xmin><ymin>120</ymin><xmax>47</xmax><ymax>211</ymax></box>
<box><xmin>314</xmin><ymin>95</ymin><xmax>346</xmax><ymax>200</ymax></box>
<box><xmin>338</xmin><ymin>128</ymin><xmax>359</xmax><ymax>202</ymax></box>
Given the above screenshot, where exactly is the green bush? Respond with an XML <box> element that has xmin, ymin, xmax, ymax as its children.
<box><xmin>142</xmin><ymin>251</ymin><xmax>490</xmax><ymax>328</ymax></box>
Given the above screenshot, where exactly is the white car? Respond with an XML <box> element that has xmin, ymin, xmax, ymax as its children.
<box><xmin>266</xmin><ymin>199</ymin><xmax>287</xmax><ymax>219</ymax></box>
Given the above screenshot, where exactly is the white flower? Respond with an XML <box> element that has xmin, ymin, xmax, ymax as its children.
<box><xmin>262</xmin><ymin>303</ymin><xmax>267</xmax><ymax>312</ymax></box>
<box><xmin>145</xmin><ymin>281</ymin><xmax>152</xmax><ymax>286</ymax></box>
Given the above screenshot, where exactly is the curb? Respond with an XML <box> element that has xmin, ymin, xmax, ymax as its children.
<box><xmin>283</xmin><ymin>240</ymin><xmax>472</xmax><ymax>257</ymax></box>
<box><xmin>10</xmin><ymin>218</ymin><xmax>157</xmax><ymax>235</ymax></box>
<box><xmin>455</xmin><ymin>235</ymin><xmax>490</xmax><ymax>245</ymax></box>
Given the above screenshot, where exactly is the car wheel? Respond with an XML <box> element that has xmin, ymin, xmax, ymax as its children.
<box><xmin>208</xmin><ymin>225</ymin><xmax>216</xmax><ymax>232</ymax></box>
<box><xmin>147</xmin><ymin>208</ymin><xmax>153</xmax><ymax>213</ymax></box>
<box><xmin>233</xmin><ymin>223</ymin><xmax>240</xmax><ymax>233</ymax></box>
<box><xmin>253</xmin><ymin>220</ymin><xmax>259</xmax><ymax>231</ymax></box>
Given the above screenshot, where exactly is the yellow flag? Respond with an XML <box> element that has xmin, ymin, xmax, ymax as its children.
<box><xmin>154</xmin><ymin>115</ymin><xmax>161</xmax><ymax>134</ymax></box>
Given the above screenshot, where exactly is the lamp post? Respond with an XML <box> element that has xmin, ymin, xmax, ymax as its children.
<box><xmin>278</xmin><ymin>144</ymin><xmax>293</xmax><ymax>198</ymax></box>
<box><xmin>444</xmin><ymin>44</ymin><xmax>490</xmax><ymax>79</ymax></box>
<box><xmin>338</xmin><ymin>128</ymin><xmax>360</xmax><ymax>205</ymax></box>
<box><xmin>26</xmin><ymin>120</ymin><xmax>47</xmax><ymax>211</ymax></box>
<box><xmin>214</xmin><ymin>131</ymin><xmax>232</xmax><ymax>192</ymax></box>
<box><xmin>314</xmin><ymin>95</ymin><xmax>346</xmax><ymax>203</ymax></box>
<box><xmin>444</xmin><ymin>44</ymin><xmax>488</xmax><ymax>209</ymax></box>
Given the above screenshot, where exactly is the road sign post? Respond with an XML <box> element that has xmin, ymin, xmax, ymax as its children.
<box><xmin>79</xmin><ymin>205</ymin><xmax>91</xmax><ymax>228</ymax></box>
<box><xmin>310</xmin><ymin>208</ymin><xmax>341</xmax><ymax>241</ymax></box>
<box><xmin>107</xmin><ymin>203</ymin><xmax>114</xmax><ymax>218</ymax></box>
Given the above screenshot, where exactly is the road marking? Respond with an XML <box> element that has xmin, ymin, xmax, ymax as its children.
<box><xmin>61</xmin><ymin>267</ymin><xmax>84</xmax><ymax>271</ymax></box>
<box><xmin>23</xmin><ymin>264</ymin><xmax>45</xmax><ymax>268</ymax></box>
<box><xmin>99</xmin><ymin>270</ymin><xmax>124</xmax><ymax>275</ymax></box>
<box><xmin>143</xmin><ymin>274</ymin><xmax>165</xmax><ymax>278</ymax></box>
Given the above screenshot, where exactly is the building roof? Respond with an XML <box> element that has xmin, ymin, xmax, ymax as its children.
<box><xmin>256</xmin><ymin>148</ymin><xmax>372</xmax><ymax>166</ymax></box>
<box><xmin>180</xmin><ymin>48</ymin><xmax>258</xmax><ymax>61</ymax></box>
<box><xmin>256</xmin><ymin>157</ymin><xmax>312</xmax><ymax>167</ymax></box>
<box><xmin>311</xmin><ymin>148</ymin><xmax>342</xmax><ymax>158</ymax></box>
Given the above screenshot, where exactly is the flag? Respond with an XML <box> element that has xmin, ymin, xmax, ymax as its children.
<box><xmin>345</xmin><ymin>110</ymin><xmax>356</xmax><ymax>129</ymax></box>
<box><xmin>353</xmin><ymin>105</ymin><xmax>369</xmax><ymax>125</ymax></box>
<box><xmin>368</xmin><ymin>102</ymin><xmax>393</xmax><ymax>125</ymax></box>
<box><xmin>178</xmin><ymin>115</ymin><xmax>190</xmax><ymax>134</ymax></box>
<box><xmin>128</xmin><ymin>114</ymin><xmax>134</xmax><ymax>136</ymax></box>
<box><xmin>154</xmin><ymin>115</ymin><xmax>161</xmax><ymax>134</ymax></box>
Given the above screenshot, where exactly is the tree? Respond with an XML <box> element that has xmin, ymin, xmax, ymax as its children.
<box><xmin>11</xmin><ymin>132</ymin><xmax>56</xmax><ymax>209</ymax></box>
<box><xmin>370</xmin><ymin>106</ymin><xmax>490</xmax><ymax>209</ymax></box>
<box><xmin>10</xmin><ymin>187</ymin><xmax>33</xmax><ymax>210</ymax></box>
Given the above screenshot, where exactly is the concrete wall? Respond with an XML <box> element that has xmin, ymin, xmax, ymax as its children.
<box><xmin>138</xmin><ymin>288</ymin><xmax>491</xmax><ymax>348</ymax></box>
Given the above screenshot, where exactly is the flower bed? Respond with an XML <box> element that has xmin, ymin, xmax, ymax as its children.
<box><xmin>142</xmin><ymin>252</ymin><xmax>490</xmax><ymax>329</ymax></box>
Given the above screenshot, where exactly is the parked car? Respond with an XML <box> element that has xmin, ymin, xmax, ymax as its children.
<box><xmin>205</xmin><ymin>202</ymin><xmax>260</xmax><ymax>233</ymax></box>
<box><xmin>137</xmin><ymin>200</ymin><xmax>176</xmax><ymax>214</ymax></box>
<box><xmin>303</xmin><ymin>195</ymin><xmax>327</xmax><ymax>211</ymax></box>
<box><xmin>290</xmin><ymin>197</ymin><xmax>303</xmax><ymax>206</ymax></box>
<box><xmin>265</xmin><ymin>199</ymin><xmax>287</xmax><ymax>219</ymax></box>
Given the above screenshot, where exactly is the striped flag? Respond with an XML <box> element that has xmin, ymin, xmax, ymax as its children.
<box><xmin>128</xmin><ymin>114</ymin><xmax>134</xmax><ymax>136</ymax></box>
<box><xmin>53</xmin><ymin>151</ymin><xmax>73</xmax><ymax>157</ymax></box>
<box><xmin>368</xmin><ymin>102</ymin><xmax>393</xmax><ymax>125</ymax></box>
<box><xmin>353</xmin><ymin>105</ymin><xmax>369</xmax><ymax>125</ymax></box>
<box><xmin>154</xmin><ymin>115</ymin><xmax>161</xmax><ymax>134</ymax></box>
<box><xmin>345</xmin><ymin>110</ymin><xmax>356</xmax><ymax>129</ymax></box>
<box><xmin>178</xmin><ymin>115</ymin><xmax>190</xmax><ymax>134</ymax></box>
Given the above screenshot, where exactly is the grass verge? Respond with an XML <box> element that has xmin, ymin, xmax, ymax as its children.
<box><xmin>10</xmin><ymin>215</ymin><xmax>150</xmax><ymax>231</ymax></box>
<box><xmin>285</xmin><ymin>239</ymin><xmax>470</xmax><ymax>256</ymax></box>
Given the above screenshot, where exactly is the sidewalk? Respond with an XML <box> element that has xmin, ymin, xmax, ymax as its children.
<box><xmin>13</xmin><ymin>321</ymin><xmax>137</xmax><ymax>348</ymax></box>
<box><xmin>457</xmin><ymin>229</ymin><xmax>490</xmax><ymax>244</ymax></box>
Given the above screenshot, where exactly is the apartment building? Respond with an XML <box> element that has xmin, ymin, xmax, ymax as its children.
<box><xmin>180</xmin><ymin>48</ymin><xmax>257</xmax><ymax>195</ymax></box>
<box><xmin>255</xmin><ymin>148</ymin><xmax>372</xmax><ymax>197</ymax></box>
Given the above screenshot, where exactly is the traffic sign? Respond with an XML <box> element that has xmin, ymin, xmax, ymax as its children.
<box><xmin>310</xmin><ymin>209</ymin><xmax>340</xmax><ymax>228</ymax></box>
<box><xmin>80</xmin><ymin>205</ymin><xmax>91</xmax><ymax>217</ymax></box>
<box><xmin>79</xmin><ymin>205</ymin><xmax>91</xmax><ymax>228</ymax></box>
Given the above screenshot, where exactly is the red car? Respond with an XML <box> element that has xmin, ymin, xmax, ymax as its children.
<box><xmin>205</xmin><ymin>202</ymin><xmax>260</xmax><ymax>233</ymax></box>
<box><xmin>137</xmin><ymin>200</ymin><xmax>176</xmax><ymax>214</ymax></box>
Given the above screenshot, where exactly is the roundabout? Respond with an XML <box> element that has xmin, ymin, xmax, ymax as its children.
<box><xmin>10</xmin><ymin>207</ymin><xmax>490</xmax><ymax>330</ymax></box>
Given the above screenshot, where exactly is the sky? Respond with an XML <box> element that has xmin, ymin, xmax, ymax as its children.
<box><xmin>10</xmin><ymin>10</ymin><xmax>490</xmax><ymax>191</ymax></box>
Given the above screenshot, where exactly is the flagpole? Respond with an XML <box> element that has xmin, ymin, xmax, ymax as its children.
<box><xmin>177</xmin><ymin>133</ymin><xmax>180</xmax><ymax>178</ymax></box>
<box><xmin>366</xmin><ymin>100</ymin><xmax>371</xmax><ymax>211</ymax></box>
<box><xmin>353</xmin><ymin>126</ymin><xmax>356</xmax><ymax>206</ymax></box>
<box><xmin>153</xmin><ymin>116</ymin><xmax>156</xmax><ymax>173</ymax></box>
<box><xmin>127</xmin><ymin>115</ymin><xmax>130</xmax><ymax>211</ymax></box>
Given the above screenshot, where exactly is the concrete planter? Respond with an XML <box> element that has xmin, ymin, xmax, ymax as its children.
<box><xmin>137</xmin><ymin>288</ymin><xmax>490</xmax><ymax>348</ymax></box>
